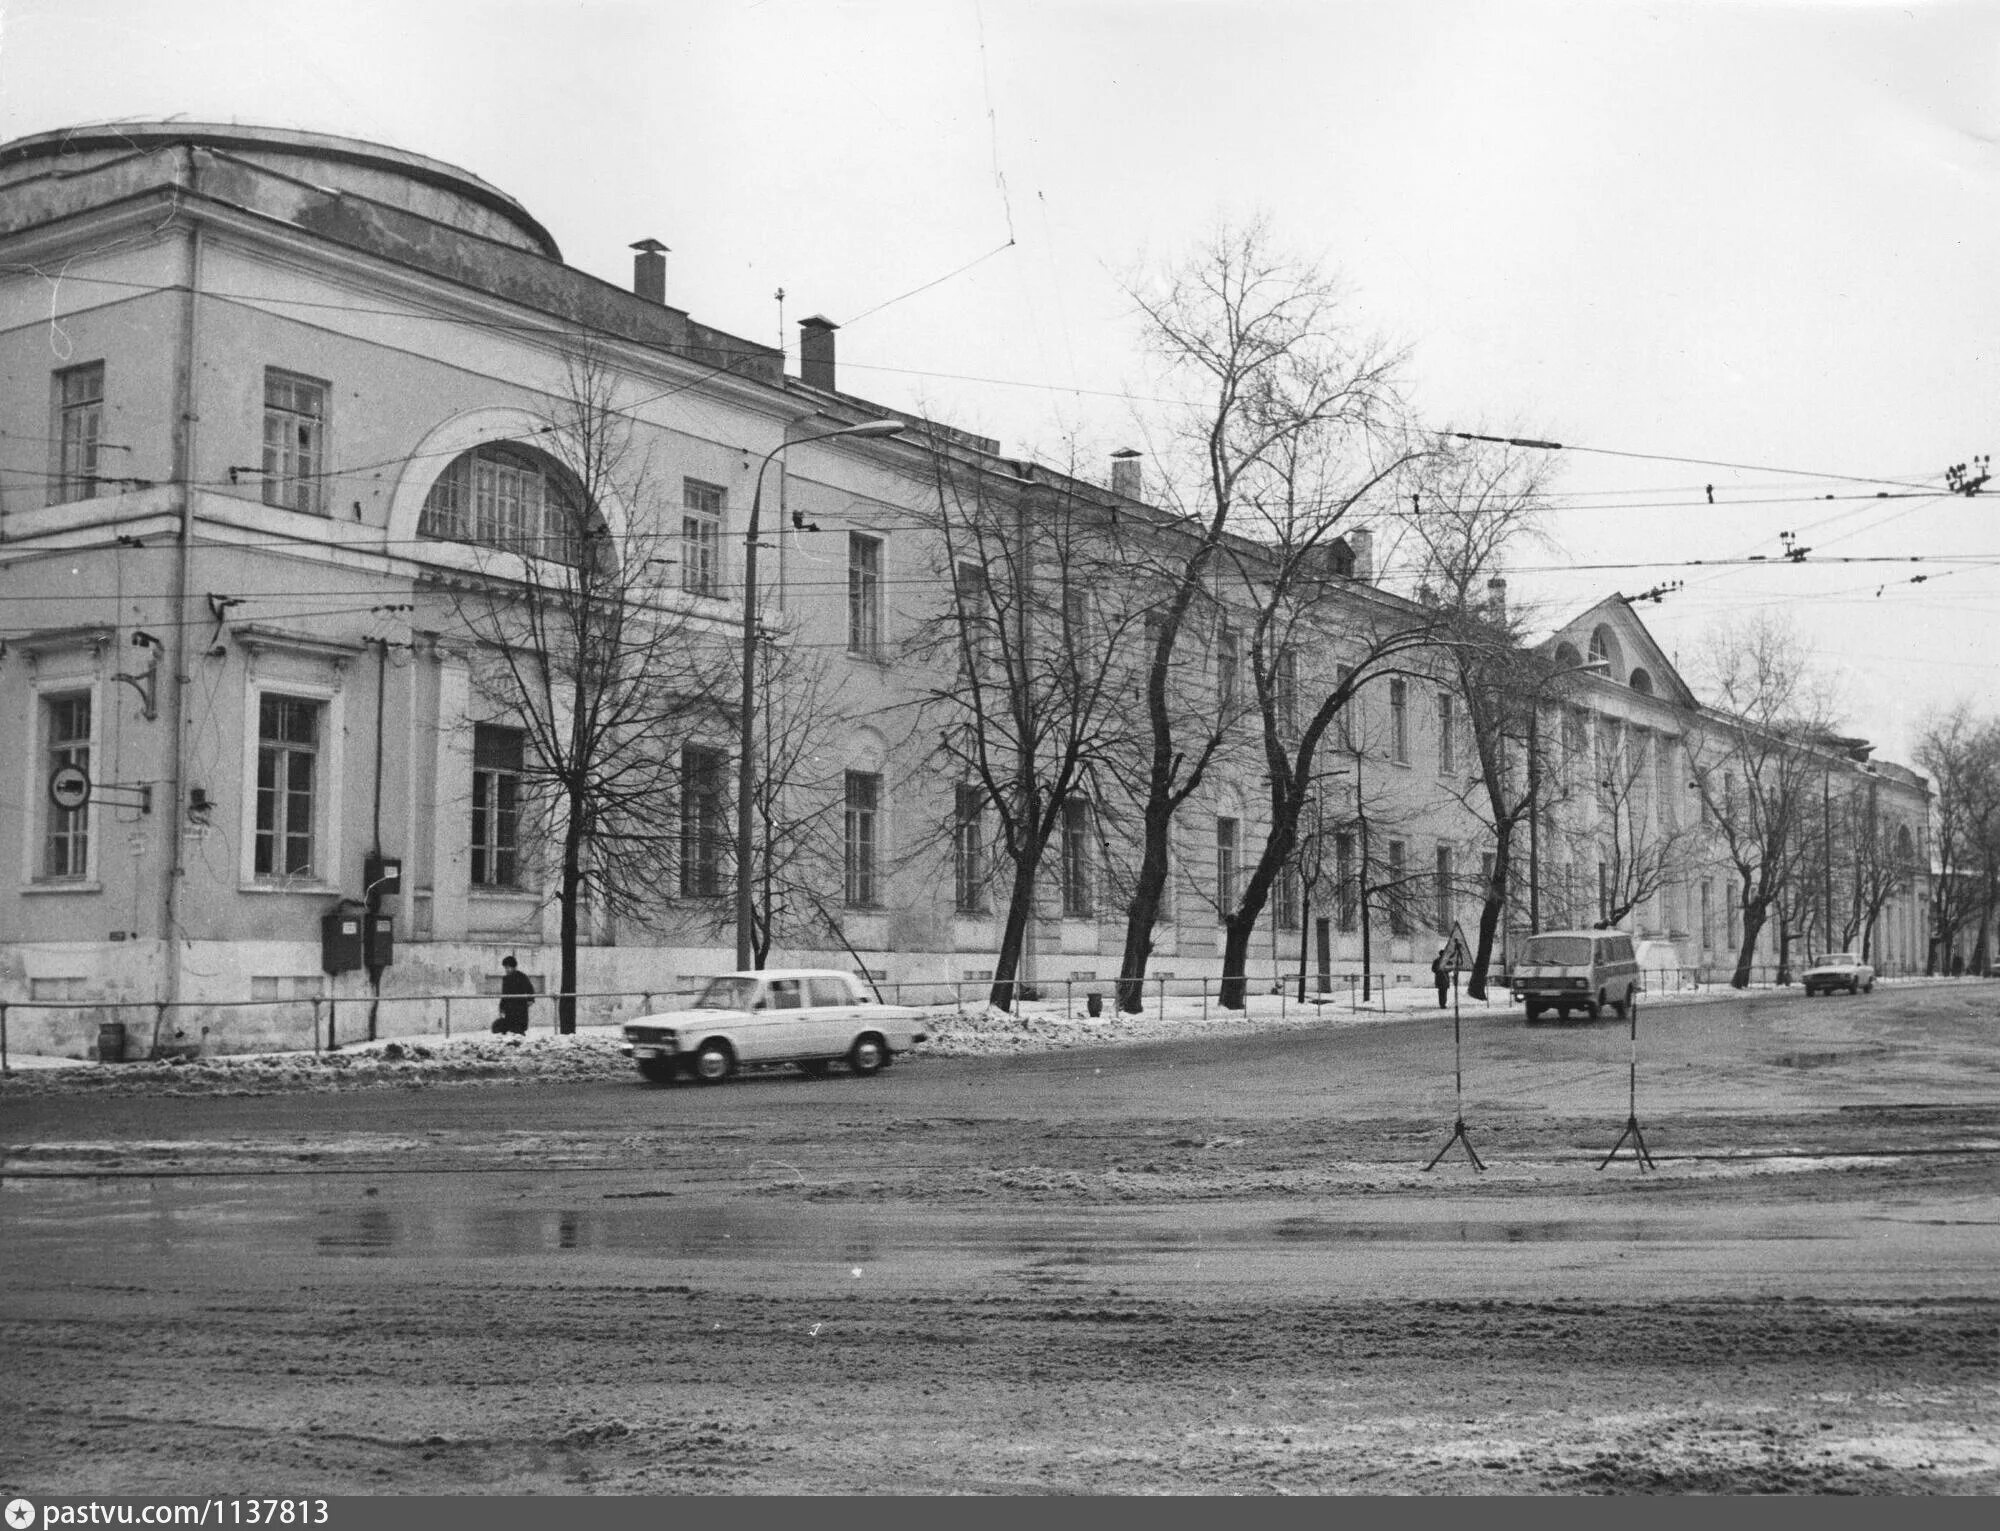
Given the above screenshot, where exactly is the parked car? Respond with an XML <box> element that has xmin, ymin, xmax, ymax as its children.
<box><xmin>1509</xmin><ymin>929</ymin><xmax>1641</xmax><ymax>1023</ymax></box>
<box><xmin>1802</xmin><ymin>953</ymin><xmax>1875</xmax><ymax>996</ymax></box>
<box><xmin>620</xmin><ymin>969</ymin><xmax>929</xmax><ymax>1084</ymax></box>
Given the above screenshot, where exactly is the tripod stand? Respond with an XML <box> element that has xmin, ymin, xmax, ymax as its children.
<box><xmin>1423</xmin><ymin>967</ymin><xmax>1485</xmax><ymax>1172</ymax></box>
<box><xmin>1597</xmin><ymin>990</ymin><xmax>1656</xmax><ymax>1171</ymax></box>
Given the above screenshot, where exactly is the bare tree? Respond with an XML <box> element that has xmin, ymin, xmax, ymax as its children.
<box><xmin>902</xmin><ymin>438</ymin><xmax>1142</xmax><ymax>1009</ymax></box>
<box><xmin>444</xmin><ymin>347</ymin><xmax>729</xmax><ymax>1029</ymax></box>
<box><xmin>1915</xmin><ymin>703</ymin><xmax>2000</xmax><ymax>972</ymax></box>
<box><xmin>1403</xmin><ymin>436</ymin><xmax>1578</xmax><ymax>999</ymax></box>
<box><xmin>1112</xmin><ymin>219</ymin><xmax>1406</xmax><ymax>1011</ymax></box>
<box><xmin>1589</xmin><ymin>720</ymin><xmax>1700</xmax><ymax>929</ymax></box>
<box><xmin>1687</xmin><ymin>615</ymin><xmax>1839</xmax><ymax>988</ymax></box>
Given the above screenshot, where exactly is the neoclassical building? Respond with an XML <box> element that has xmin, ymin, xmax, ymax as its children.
<box><xmin>0</xmin><ymin>124</ymin><xmax>1929</xmax><ymax>1056</ymax></box>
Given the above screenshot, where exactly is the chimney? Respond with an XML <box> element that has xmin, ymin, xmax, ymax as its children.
<box><xmin>799</xmin><ymin>315</ymin><xmax>839</xmax><ymax>392</ymax></box>
<box><xmin>1110</xmin><ymin>448</ymin><xmax>1142</xmax><ymax>500</ymax></box>
<box><xmin>1487</xmin><ymin>575</ymin><xmax>1508</xmax><ymax>623</ymax></box>
<box><xmin>1348</xmin><ymin>527</ymin><xmax>1374</xmax><ymax>584</ymax></box>
<box><xmin>631</xmin><ymin>239</ymin><xmax>668</xmax><ymax>304</ymax></box>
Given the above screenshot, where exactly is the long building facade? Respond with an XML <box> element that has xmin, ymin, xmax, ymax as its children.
<box><xmin>0</xmin><ymin>124</ymin><xmax>1930</xmax><ymax>1057</ymax></box>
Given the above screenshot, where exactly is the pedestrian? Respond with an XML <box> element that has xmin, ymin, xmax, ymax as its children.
<box><xmin>1431</xmin><ymin>947</ymin><xmax>1451</xmax><ymax>1008</ymax></box>
<box><xmin>493</xmin><ymin>955</ymin><xmax>535</xmax><ymax>1035</ymax></box>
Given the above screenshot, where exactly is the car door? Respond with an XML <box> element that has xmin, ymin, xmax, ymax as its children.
<box><xmin>800</xmin><ymin>975</ymin><xmax>859</xmax><ymax>1058</ymax></box>
<box><xmin>750</xmin><ymin>978</ymin><xmax>808</xmax><ymax>1061</ymax></box>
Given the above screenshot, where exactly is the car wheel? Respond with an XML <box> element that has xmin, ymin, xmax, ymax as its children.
<box><xmin>1864</xmin><ymin>979</ymin><xmax>1875</xmax><ymax>994</ymax></box>
<box><xmin>848</xmin><ymin>1034</ymin><xmax>887</xmax><ymax>1076</ymax></box>
<box><xmin>796</xmin><ymin>1059</ymin><xmax>831</xmax><ymax>1079</ymax></box>
<box><xmin>1585</xmin><ymin>991</ymin><xmax>1604</xmax><ymax>1022</ymax></box>
<box><xmin>691</xmin><ymin>1040</ymin><xmax>734</xmax><ymax>1085</ymax></box>
<box><xmin>1525</xmin><ymin>1002</ymin><xmax>1544</xmax><ymax>1024</ymax></box>
<box><xmin>636</xmin><ymin>1058</ymin><xmax>678</xmax><ymax>1085</ymax></box>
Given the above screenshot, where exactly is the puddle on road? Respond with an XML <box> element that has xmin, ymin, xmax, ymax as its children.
<box><xmin>2</xmin><ymin>1176</ymin><xmax>1831</xmax><ymax>1263</ymax></box>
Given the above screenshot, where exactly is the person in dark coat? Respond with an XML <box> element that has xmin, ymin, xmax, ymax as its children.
<box><xmin>494</xmin><ymin>955</ymin><xmax>535</xmax><ymax>1035</ymax></box>
<box><xmin>1431</xmin><ymin>947</ymin><xmax>1451</xmax><ymax>1008</ymax></box>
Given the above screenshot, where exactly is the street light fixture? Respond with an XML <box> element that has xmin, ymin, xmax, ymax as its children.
<box><xmin>735</xmin><ymin>418</ymin><xmax>905</xmax><ymax>969</ymax></box>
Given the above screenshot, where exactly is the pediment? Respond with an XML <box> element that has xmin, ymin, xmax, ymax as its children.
<box><xmin>1542</xmin><ymin>595</ymin><xmax>1698</xmax><ymax>709</ymax></box>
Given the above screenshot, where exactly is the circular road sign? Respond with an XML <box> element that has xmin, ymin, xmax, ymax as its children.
<box><xmin>48</xmin><ymin>764</ymin><xmax>91</xmax><ymax>811</ymax></box>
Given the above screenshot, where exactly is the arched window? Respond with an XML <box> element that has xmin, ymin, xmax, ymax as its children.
<box><xmin>1588</xmin><ymin>625</ymin><xmax>1623</xmax><ymax>681</ymax></box>
<box><xmin>419</xmin><ymin>444</ymin><xmax>599</xmax><ymax>563</ymax></box>
<box><xmin>1629</xmin><ymin>667</ymin><xmax>1654</xmax><ymax>695</ymax></box>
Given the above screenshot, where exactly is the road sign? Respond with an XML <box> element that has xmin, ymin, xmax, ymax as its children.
<box><xmin>1443</xmin><ymin>922</ymin><xmax>1472</xmax><ymax>971</ymax></box>
<box><xmin>48</xmin><ymin>764</ymin><xmax>90</xmax><ymax>811</ymax></box>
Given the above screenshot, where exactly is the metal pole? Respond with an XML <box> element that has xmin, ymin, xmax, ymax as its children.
<box><xmin>1</xmin><ymin>1000</ymin><xmax>8</xmax><ymax>1074</ymax></box>
<box><xmin>733</xmin><ymin>454</ymin><xmax>771</xmax><ymax>972</ymax></box>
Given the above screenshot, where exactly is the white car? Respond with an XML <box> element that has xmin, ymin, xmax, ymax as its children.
<box><xmin>620</xmin><ymin>969</ymin><xmax>929</xmax><ymax>1084</ymax></box>
<box><xmin>1801</xmin><ymin>953</ymin><xmax>1876</xmax><ymax>996</ymax></box>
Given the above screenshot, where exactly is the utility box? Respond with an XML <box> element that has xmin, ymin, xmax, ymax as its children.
<box><xmin>364</xmin><ymin>913</ymin><xmax>395</xmax><ymax>970</ymax></box>
<box><xmin>321</xmin><ymin>906</ymin><xmax>365</xmax><ymax>974</ymax></box>
<box><xmin>364</xmin><ymin>853</ymin><xmax>402</xmax><ymax>898</ymax></box>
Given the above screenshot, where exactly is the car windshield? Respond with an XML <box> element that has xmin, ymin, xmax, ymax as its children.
<box><xmin>1522</xmin><ymin>936</ymin><xmax>1592</xmax><ymax>966</ymax></box>
<box><xmin>693</xmin><ymin>976</ymin><xmax>761</xmax><ymax>1010</ymax></box>
<box><xmin>1810</xmin><ymin>954</ymin><xmax>1858</xmax><ymax>967</ymax></box>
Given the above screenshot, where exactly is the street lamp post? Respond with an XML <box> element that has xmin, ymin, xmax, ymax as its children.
<box><xmin>735</xmin><ymin>418</ymin><xmax>903</xmax><ymax>970</ymax></box>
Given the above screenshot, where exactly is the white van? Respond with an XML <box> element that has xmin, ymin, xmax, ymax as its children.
<box><xmin>1508</xmin><ymin>930</ymin><xmax>1641</xmax><ymax>1023</ymax></box>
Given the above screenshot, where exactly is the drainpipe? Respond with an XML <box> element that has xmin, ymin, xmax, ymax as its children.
<box><xmin>157</xmin><ymin>159</ymin><xmax>202</xmax><ymax>1048</ymax></box>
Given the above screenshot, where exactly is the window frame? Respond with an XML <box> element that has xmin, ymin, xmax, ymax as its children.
<box><xmin>1388</xmin><ymin>678</ymin><xmax>1409</xmax><ymax>764</ymax></box>
<box><xmin>844</xmin><ymin>769</ymin><xmax>881</xmax><ymax>907</ymax></box>
<box><xmin>238</xmin><ymin>676</ymin><xmax>344</xmax><ymax>891</ymax></box>
<box><xmin>1060</xmin><ymin>797</ymin><xmax>1094</xmax><ymax>919</ymax></box>
<box><xmin>681</xmin><ymin>479</ymin><xmax>725</xmax><ymax>597</ymax></box>
<box><xmin>953</xmin><ymin>783</ymin><xmax>987</xmax><ymax>914</ymax></box>
<box><xmin>261</xmin><ymin>368</ymin><xmax>329</xmax><ymax>517</ymax></box>
<box><xmin>253</xmin><ymin>693</ymin><xmax>323</xmax><ymax>881</ymax></box>
<box><xmin>470</xmin><ymin>723</ymin><xmax>527</xmax><ymax>891</ymax></box>
<box><xmin>1437</xmin><ymin>690</ymin><xmax>1455</xmax><ymax>775</ymax></box>
<box><xmin>847</xmin><ymin>533</ymin><xmax>883</xmax><ymax>657</ymax></box>
<box><xmin>1387</xmin><ymin>838</ymin><xmax>1410</xmax><ymax>934</ymax></box>
<box><xmin>34</xmin><ymin>685</ymin><xmax>97</xmax><ymax>884</ymax></box>
<box><xmin>679</xmin><ymin>743</ymin><xmax>728</xmax><ymax>898</ymax></box>
<box><xmin>53</xmin><ymin>360</ymin><xmax>105</xmax><ymax>505</ymax></box>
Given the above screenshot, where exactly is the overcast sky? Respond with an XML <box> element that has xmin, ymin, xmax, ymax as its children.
<box><xmin>3</xmin><ymin>0</ymin><xmax>1994</xmax><ymax>763</ymax></box>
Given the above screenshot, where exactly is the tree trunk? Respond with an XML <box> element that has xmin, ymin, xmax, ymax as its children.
<box><xmin>1730</xmin><ymin>900</ymin><xmax>1769</xmax><ymax>990</ymax></box>
<box><xmin>1116</xmin><ymin>802</ymin><xmax>1173</xmax><ymax>1012</ymax></box>
<box><xmin>988</xmin><ymin>849</ymin><xmax>1043</xmax><ymax>1012</ymax></box>
<box><xmin>558</xmin><ymin>803</ymin><xmax>584</xmax><ymax>1034</ymax></box>
<box><xmin>1466</xmin><ymin>827</ymin><xmax>1512</xmax><ymax>1000</ymax></box>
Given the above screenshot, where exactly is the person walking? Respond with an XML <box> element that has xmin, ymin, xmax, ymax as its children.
<box><xmin>1431</xmin><ymin>946</ymin><xmax>1451</xmax><ymax>1009</ymax></box>
<box><xmin>494</xmin><ymin>955</ymin><xmax>535</xmax><ymax>1035</ymax></box>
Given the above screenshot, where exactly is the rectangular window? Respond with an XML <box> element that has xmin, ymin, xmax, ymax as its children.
<box><xmin>1216</xmin><ymin>626</ymin><xmax>1239</xmax><ymax>709</ymax></box>
<box><xmin>1436</xmin><ymin>844</ymin><xmax>1454</xmax><ymax>933</ymax></box>
<box><xmin>1061</xmin><ymin>798</ymin><xmax>1093</xmax><ymax>918</ymax></box>
<box><xmin>1335</xmin><ymin>832</ymin><xmax>1357</xmax><ymax>933</ymax></box>
<box><xmin>42</xmin><ymin>692</ymin><xmax>91</xmax><ymax>878</ymax></box>
<box><xmin>844</xmin><ymin>770</ymin><xmax>880</xmax><ymax>906</ymax></box>
<box><xmin>1437</xmin><ymin>692</ymin><xmax>1455</xmax><ymax>775</ymax></box>
<box><xmin>262</xmin><ymin>369</ymin><xmax>328</xmax><ymax>515</ymax></box>
<box><xmin>254</xmin><ymin>694</ymin><xmax>321</xmax><ymax>878</ymax></box>
<box><xmin>1389</xmin><ymin>679</ymin><xmax>1409</xmax><ymax>764</ymax></box>
<box><xmin>471</xmin><ymin>724</ymin><xmax>524</xmax><ymax>888</ymax></box>
<box><xmin>679</xmin><ymin>745</ymin><xmax>727</xmax><ymax>897</ymax></box>
<box><xmin>1216</xmin><ymin>816</ymin><xmax>1239</xmax><ymax>912</ymax></box>
<box><xmin>1726</xmin><ymin>883</ymin><xmax>1740</xmax><ymax>946</ymax></box>
<box><xmin>1336</xmin><ymin>664</ymin><xmax>1357</xmax><ymax>749</ymax></box>
<box><xmin>1274</xmin><ymin>856</ymin><xmax>1300</xmax><ymax>931</ymax></box>
<box><xmin>1388</xmin><ymin>839</ymin><xmax>1410</xmax><ymax>933</ymax></box>
<box><xmin>1275</xmin><ymin>647</ymin><xmax>1298</xmax><ymax>734</ymax></box>
<box><xmin>954</xmin><ymin>783</ymin><xmax>986</xmax><ymax>914</ymax></box>
<box><xmin>55</xmin><ymin>362</ymin><xmax>104</xmax><ymax>503</ymax></box>
<box><xmin>955</xmin><ymin>561</ymin><xmax>992</xmax><ymax>672</ymax></box>
<box><xmin>848</xmin><ymin>534</ymin><xmax>882</xmax><ymax>655</ymax></box>
<box><xmin>1700</xmin><ymin>881</ymin><xmax>1715</xmax><ymax>950</ymax></box>
<box><xmin>681</xmin><ymin>479</ymin><xmax>724</xmax><ymax>597</ymax></box>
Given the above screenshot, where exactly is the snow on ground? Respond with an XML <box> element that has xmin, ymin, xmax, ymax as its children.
<box><xmin>0</xmin><ymin>977</ymin><xmax>1974</xmax><ymax>1094</ymax></box>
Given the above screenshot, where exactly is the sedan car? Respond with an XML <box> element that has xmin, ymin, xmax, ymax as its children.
<box><xmin>620</xmin><ymin>968</ymin><xmax>929</xmax><ymax>1084</ymax></box>
<box><xmin>1801</xmin><ymin>953</ymin><xmax>1875</xmax><ymax>996</ymax></box>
